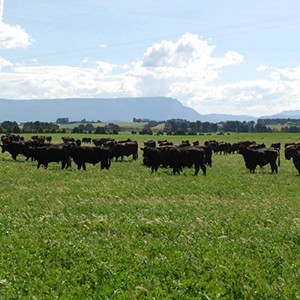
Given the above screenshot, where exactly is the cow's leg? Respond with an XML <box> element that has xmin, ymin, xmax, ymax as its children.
<box><xmin>270</xmin><ymin>162</ymin><xmax>278</xmax><ymax>173</ymax></box>
<box><xmin>194</xmin><ymin>164</ymin><xmax>200</xmax><ymax>176</ymax></box>
<box><xmin>67</xmin><ymin>158</ymin><xmax>72</xmax><ymax>168</ymax></box>
<box><xmin>200</xmin><ymin>163</ymin><xmax>206</xmax><ymax>176</ymax></box>
<box><xmin>173</xmin><ymin>166</ymin><xmax>181</xmax><ymax>175</ymax></box>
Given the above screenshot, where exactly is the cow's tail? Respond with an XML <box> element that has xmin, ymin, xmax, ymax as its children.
<box><xmin>277</xmin><ymin>149</ymin><xmax>281</xmax><ymax>167</ymax></box>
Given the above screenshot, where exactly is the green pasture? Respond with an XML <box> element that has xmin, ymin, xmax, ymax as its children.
<box><xmin>1</xmin><ymin>133</ymin><xmax>300</xmax><ymax>299</ymax></box>
<box><xmin>58</xmin><ymin>122</ymin><xmax>148</xmax><ymax>131</ymax></box>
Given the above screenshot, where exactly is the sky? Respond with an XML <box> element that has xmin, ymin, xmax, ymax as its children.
<box><xmin>1</xmin><ymin>0</ymin><xmax>300</xmax><ymax>117</ymax></box>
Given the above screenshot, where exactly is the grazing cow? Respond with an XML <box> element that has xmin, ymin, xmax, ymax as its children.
<box><xmin>141</xmin><ymin>146</ymin><xmax>162</xmax><ymax>172</ymax></box>
<box><xmin>285</xmin><ymin>145</ymin><xmax>300</xmax><ymax>175</ymax></box>
<box><xmin>32</xmin><ymin>136</ymin><xmax>46</xmax><ymax>143</ymax></box>
<box><xmin>168</xmin><ymin>146</ymin><xmax>206</xmax><ymax>175</ymax></box>
<box><xmin>30</xmin><ymin>144</ymin><xmax>71</xmax><ymax>169</ymax></box>
<box><xmin>70</xmin><ymin>146</ymin><xmax>111</xmax><ymax>170</ymax></box>
<box><xmin>2</xmin><ymin>134</ymin><xmax>23</xmax><ymax>142</ymax></box>
<box><xmin>141</xmin><ymin>145</ymin><xmax>206</xmax><ymax>175</ymax></box>
<box><xmin>214</xmin><ymin>142</ymin><xmax>231</xmax><ymax>155</ymax></box>
<box><xmin>92</xmin><ymin>138</ymin><xmax>115</xmax><ymax>147</ymax></box>
<box><xmin>228</xmin><ymin>142</ymin><xmax>241</xmax><ymax>154</ymax></box>
<box><xmin>82</xmin><ymin>137</ymin><xmax>92</xmax><ymax>144</ymax></box>
<box><xmin>239</xmin><ymin>147</ymin><xmax>279</xmax><ymax>173</ymax></box>
<box><xmin>111</xmin><ymin>140</ymin><xmax>138</xmax><ymax>161</ymax></box>
<box><xmin>62</xmin><ymin>137</ymin><xmax>75</xmax><ymax>143</ymax></box>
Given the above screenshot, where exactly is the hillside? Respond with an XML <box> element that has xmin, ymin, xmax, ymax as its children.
<box><xmin>0</xmin><ymin>97</ymin><xmax>202</xmax><ymax>123</ymax></box>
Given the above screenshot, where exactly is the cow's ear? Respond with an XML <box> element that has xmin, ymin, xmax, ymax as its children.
<box><xmin>140</xmin><ymin>147</ymin><xmax>145</xmax><ymax>151</ymax></box>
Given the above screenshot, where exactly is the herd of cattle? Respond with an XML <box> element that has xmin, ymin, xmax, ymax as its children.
<box><xmin>0</xmin><ymin>134</ymin><xmax>300</xmax><ymax>175</ymax></box>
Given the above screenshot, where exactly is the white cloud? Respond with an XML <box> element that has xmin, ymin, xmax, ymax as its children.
<box><xmin>0</xmin><ymin>0</ymin><xmax>33</xmax><ymax>49</ymax></box>
<box><xmin>0</xmin><ymin>21</ymin><xmax>33</xmax><ymax>49</ymax></box>
<box><xmin>0</xmin><ymin>56</ymin><xmax>12</xmax><ymax>68</ymax></box>
<box><xmin>1</xmin><ymin>32</ymin><xmax>300</xmax><ymax>116</ymax></box>
<box><xmin>257</xmin><ymin>65</ymin><xmax>268</xmax><ymax>72</ymax></box>
<box><xmin>0</xmin><ymin>0</ymin><xmax>4</xmax><ymax>21</ymax></box>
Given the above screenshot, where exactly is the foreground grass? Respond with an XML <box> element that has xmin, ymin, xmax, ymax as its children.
<box><xmin>1</xmin><ymin>133</ymin><xmax>300</xmax><ymax>299</ymax></box>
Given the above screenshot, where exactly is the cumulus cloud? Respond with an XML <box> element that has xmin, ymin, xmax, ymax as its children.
<box><xmin>127</xmin><ymin>33</ymin><xmax>244</xmax><ymax>103</ymax></box>
<box><xmin>1</xmin><ymin>32</ymin><xmax>300</xmax><ymax>116</ymax></box>
<box><xmin>0</xmin><ymin>0</ymin><xmax>33</xmax><ymax>49</ymax></box>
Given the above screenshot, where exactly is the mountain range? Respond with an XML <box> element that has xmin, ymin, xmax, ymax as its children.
<box><xmin>0</xmin><ymin>97</ymin><xmax>298</xmax><ymax>123</ymax></box>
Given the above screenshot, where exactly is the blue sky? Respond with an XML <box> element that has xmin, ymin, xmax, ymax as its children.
<box><xmin>1</xmin><ymin>0</ymin><xmax>300</xmax><ymax>117</ymax></box>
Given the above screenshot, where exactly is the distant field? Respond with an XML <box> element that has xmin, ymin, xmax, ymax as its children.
<box><xmin>1</xmin><ymin>133</ymin><xmax>300</xmax><ymax>298</ymax></box>
<box><xmin>58</xmin><ymin>122</ymin><xmax>149</xmax><ymax>131</ymax></box>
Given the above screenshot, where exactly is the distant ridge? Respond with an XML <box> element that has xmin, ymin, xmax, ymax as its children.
<box><xmin>1</xmin><ymin>97</ymin><xmax>298</xmax><ymax>123</ymax></box>
<box><xmin>0</xmin><ymin>97</ymin><xmax>202</xmax><ymax>123</ymax></box>
<box><xmin>261</xmin><ymin>110</ymin><xmax>300</xmax><ymax>119</ymax></box>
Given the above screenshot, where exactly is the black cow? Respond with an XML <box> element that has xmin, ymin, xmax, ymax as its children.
<box><xmin>141</xmin><ymin>146</ymin><xmax>206</xmax><ymax>175</ymax></box>
<box><xmin>70</xmin><ymin>146</ymin><xmax>111</xmax><ymax>170</ymax></box>
<box><xmin>111</xmin><ymin>141</ymin><xmax>138</xmax><ymax>161</ymax></box>
<box><xmin>92</xmin><ymin>138</ymin><xmax>115</xmax><ymax>147</ymax></box>
<box><xmin>0</xmin><ymin>140</ymin><xmax>33</xmax><ymax>160</ymax></box>
<box><xmin>285</xmin><ymin>145</ymin><xmax>300</xmax><ymax>175</ymax></box>
<box><xmin>141</xmin><ymin>146</ymin><xmax>162</xmax><ymax>172</ymax></box>
<box><xmin>197</xmin><ymin>145</ymin><xmax>212</xmax><ymax>167</ymax></box>
<box><xmin>239</xmin><ymin>147</ymin><xmax>279</xmax><ymax>173</ymax></box>
<box><xmin>82</xmin><ymin>137</ymin><xmax>92</xmax><ymax>144</ymax></box>
<box><xmin>271</xmin><ymin>142</ymin><xmax>281</xmax><ymax>150</ymax></box>
<box><xmin>144</xmin><ymin>140</ymin><xmax>156</xmax><ymax>148</ymax></box>
<box><xmin>228</xmin><ymin>142</ymin><xmax>240</xmax><ymax>154</ymax></box>
<box><xmin>214</xmin><ymin>142</ymin><xmax>231</xmax><ymax>155</ymax></box>
<box><xmin>168</xmin><ymin>146</ymin><xmax>206</xmax><ymax>175</ymax></box>
<box><xmin>62</xmin><ymin>137</ymin><xmax>75</xmax><ymax>143</ymax></box>
<box><xmin>30</xmin><ymin>145</ymin><xmax>71</xmax><ymax>169</ymax></box>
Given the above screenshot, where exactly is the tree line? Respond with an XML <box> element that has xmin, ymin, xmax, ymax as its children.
<box><xmin>0</xmin><ymin>118</ymin><xmax>300</xmax><ymax>134</ymax></box>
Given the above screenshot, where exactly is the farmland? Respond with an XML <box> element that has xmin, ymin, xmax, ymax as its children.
<box><xmin>1</xmin><ymin>132</ymin><xmax>300</xmax><ymax>299</ymax></box>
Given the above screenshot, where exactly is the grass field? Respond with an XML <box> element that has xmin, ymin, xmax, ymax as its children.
<box><xmin>1</xmin><ymin>133</ymin><xmax>300</xmax><ymax>299</ymax></box>
<box><xmin>58</xmin><ymin>122</ymin><xmax>149</xmax><ymax>131</ymax></box>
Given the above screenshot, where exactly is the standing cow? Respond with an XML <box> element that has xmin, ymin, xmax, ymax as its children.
<box><xmin>239</xmin><ymin>147</ymin><xmax>279</xmax><ymax>173</ymax></box>
<box><xmin>70</xmin><ymin>146</ymin><xmax>111</xmax><ymax>171</ymax></box>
